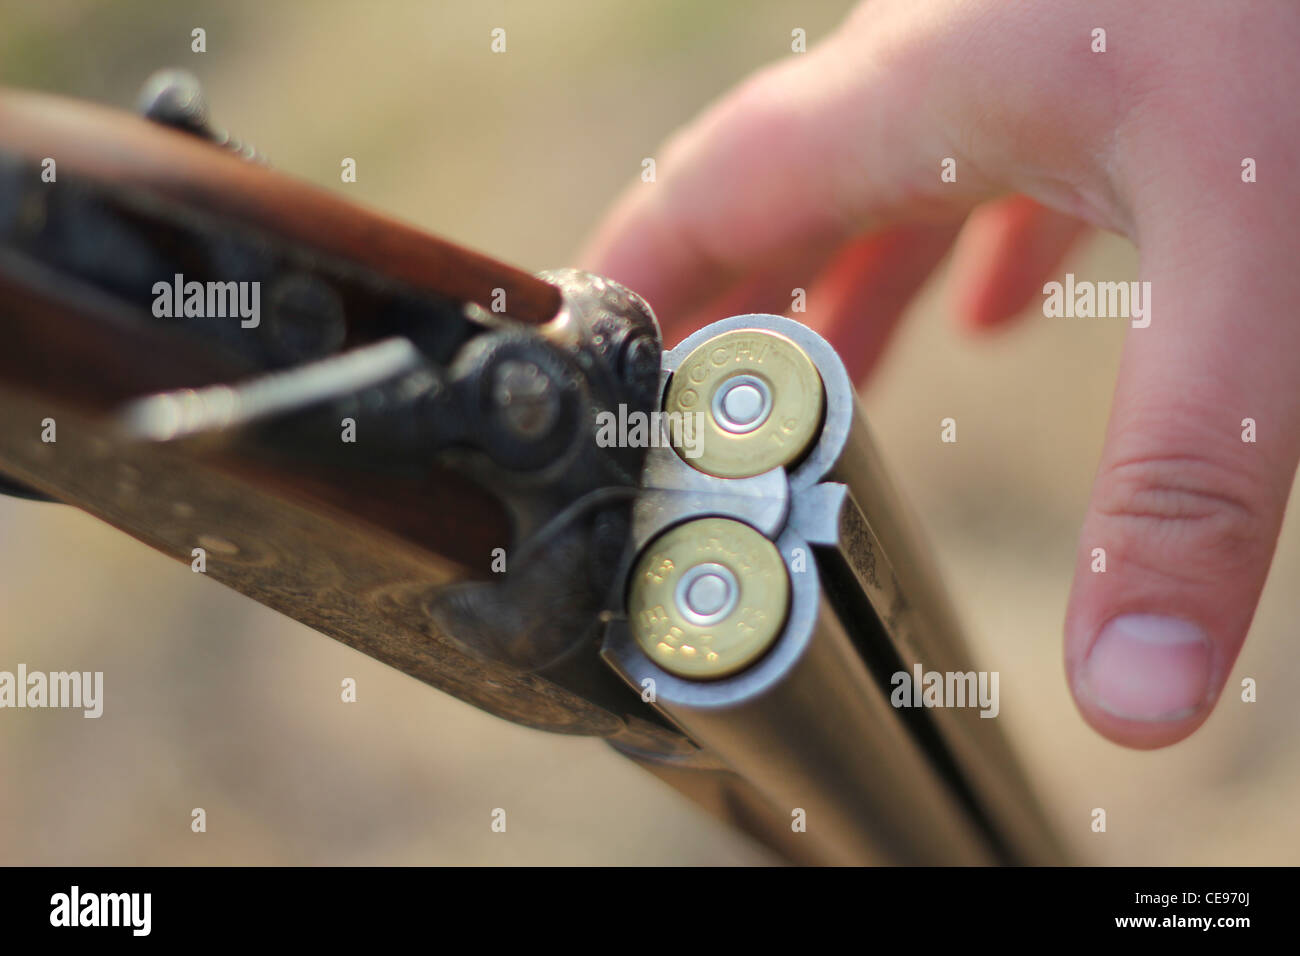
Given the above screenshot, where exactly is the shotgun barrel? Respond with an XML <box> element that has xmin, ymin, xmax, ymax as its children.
<box><xmin>605</xmin><ymin>315</ymin><xmax>1069</xmax><ymax>864</ymax></box>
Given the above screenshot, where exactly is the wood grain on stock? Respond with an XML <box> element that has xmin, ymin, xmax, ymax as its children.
<box><xmin>0</xmin><ymin>88</ymin><xmax>562</xmax><ymax>324</ymax></box>
<box><xmin>0</xmin><ymin>386</ymin><xmax>611</xmax><ymax>736</ymax></box>
<box><xmin>0</xmin><ymin>87</ymin><xmax>639</xmax><ymax>737</ymax></box>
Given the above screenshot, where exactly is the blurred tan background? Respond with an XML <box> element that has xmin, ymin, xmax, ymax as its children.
<box><xmin>1</xmin><ymin>0</ymin><xmax>1296</xmax><ymax>865</ymax></box>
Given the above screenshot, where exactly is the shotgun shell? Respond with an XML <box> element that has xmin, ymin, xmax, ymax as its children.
<box><xmin>628</xmin><ymin>517</ymin><xmax>790</xmax><ymax>679</ymax></box>
<box><xmin>664</xmin><ymin>328</ymin><xmax>824</xmax><ymax>479</ymax></box>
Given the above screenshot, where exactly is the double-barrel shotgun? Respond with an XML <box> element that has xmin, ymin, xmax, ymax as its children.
<box><xmin>0</xmin><ymin>71</ymin><xmax>1068</xmax><ymax>865</ymax></box>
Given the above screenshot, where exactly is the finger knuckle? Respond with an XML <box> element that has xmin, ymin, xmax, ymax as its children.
<box><xmin>1093</xmin><ymin>452</ymin><xmax>1270</xmax><ymax>572</ymax></box>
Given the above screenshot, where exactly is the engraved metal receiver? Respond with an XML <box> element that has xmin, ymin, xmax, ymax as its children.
<box><xmin>0</xmin><ymin>73</ymin><xmax>1067</xmax><ymax>864</ymax></box>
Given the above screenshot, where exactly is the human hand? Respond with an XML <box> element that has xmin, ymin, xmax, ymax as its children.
<box><xmin>578</xmin><ymin>0</ymin><xmax>1300</xmax><ymax>749</ymax></box>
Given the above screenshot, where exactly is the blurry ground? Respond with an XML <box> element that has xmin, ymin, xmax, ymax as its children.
<box><xmin>1</xmin><ymin>0</ymin><xmax>1296</xmax><ymax>864</ymax></box>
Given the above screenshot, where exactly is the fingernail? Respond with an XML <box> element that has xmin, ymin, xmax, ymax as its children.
<box><xmin>1081</xmin><ymin>615</ymin><xmax>1212</xmax><ymax>722</ymax></box>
